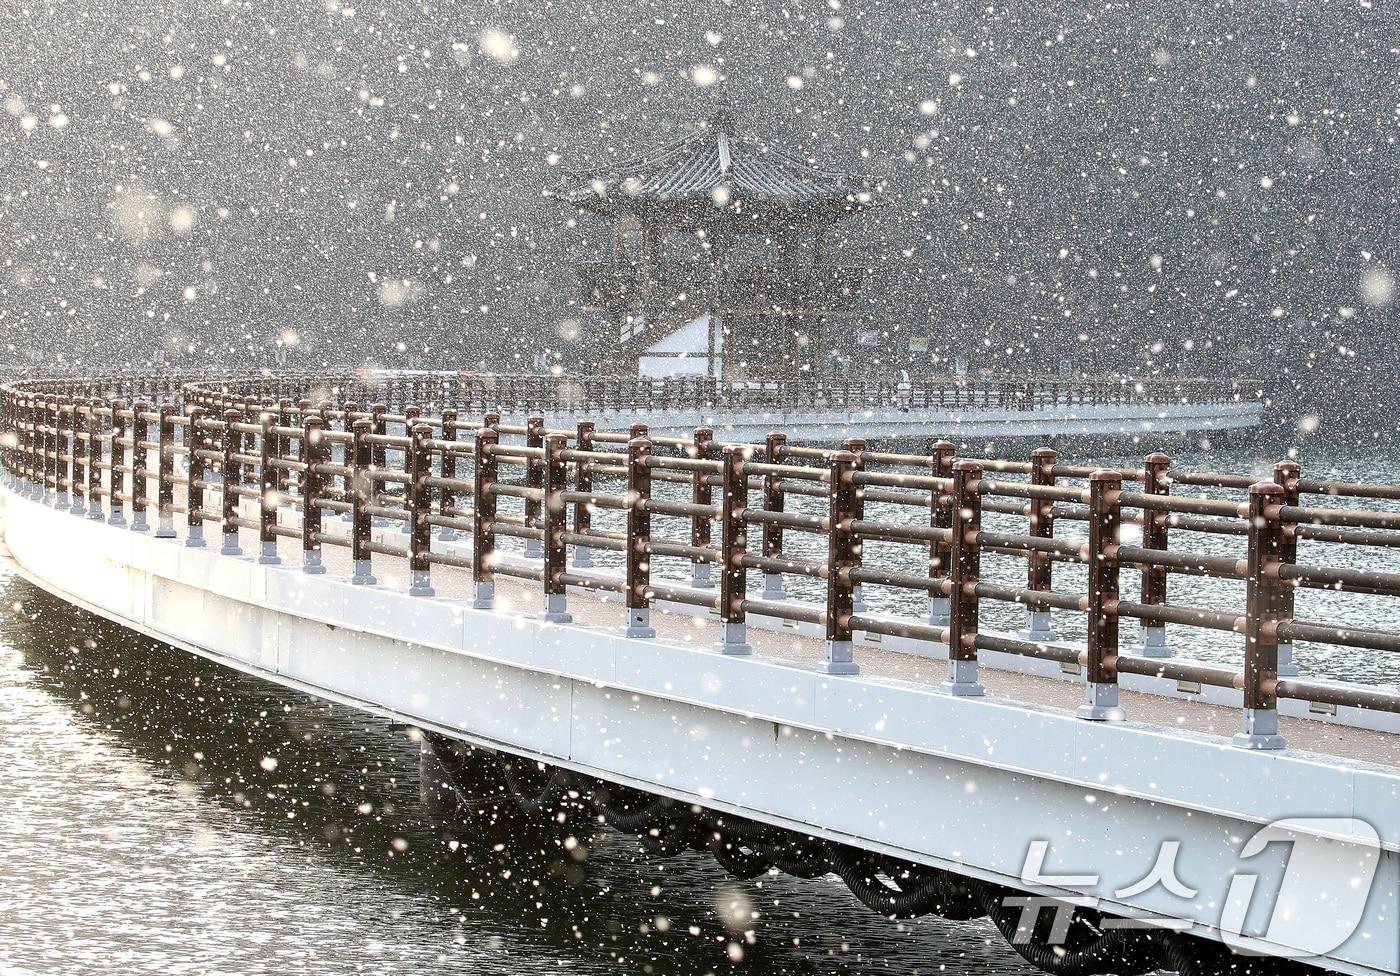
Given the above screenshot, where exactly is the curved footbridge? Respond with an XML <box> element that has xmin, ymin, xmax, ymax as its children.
<box><xmin>1</xmin><ymin>373</ymin><xmax>1394</xmax><ymax>976</ymax></box>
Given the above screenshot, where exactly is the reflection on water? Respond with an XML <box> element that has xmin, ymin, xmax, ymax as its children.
<box><xmin>0</xmin><ymin>571</ymin><xmax>1023</xmax><ymax>975</ymax></box>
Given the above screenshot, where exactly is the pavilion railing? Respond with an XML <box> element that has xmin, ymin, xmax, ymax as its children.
<box><xmin>1</xmin><ymin>372</ymin><xmax>1392</xmax><ymax>753</ymax></box>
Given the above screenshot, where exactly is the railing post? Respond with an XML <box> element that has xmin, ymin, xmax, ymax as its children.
<box><xmin>349</xmin><ymin>418</ymin><xmax>375</xmax><ymax>584</ymax></box>
<box><xmin>842</xmin><ymin>436</ymin><xmax>868</xmax><ymax>613</ymax></box>
<box><xmin>713</xmin><ymin>445</ymin><xmax>752</xmax><ymax>655</ymax></box>
<box><xmin>107</xmin><ymin>399</ymin><xmax>128</xmax><ymax>526</ymax></box>
<box><xmin>1237</xmin><ymin>481</ymin><xmax>1287</xmax><ymax>750</ymax></box>
<box><xmin>369</xmin><ymin>403</ymin><xmax>387</xmax><ymax>524</ymax></box>
<box><xmin>156</xmin><ymin>405</ymin><xmax>176</xmax><ymax>537</ymax></box>
<box><xmin>1018</xmin><ymin>446</ymin><xmax>1056</xmax><ymax>641</ymax></box>
<box><xmin>928</xmin><ymin>439</ymin><xmax>955</xmax><ymax>625</ymax></box>
<box><xmin>571</xmin><ymin>420</ymin><xmax>595</xmax><ymax>568</ymax></box>
<box><xmin>943</xmin><ymin>460</ymin><xmax>985</xmax><ymax>695</ymax></box>
<box><xmin>690</xmin><ymin>426</ymin><xmax>714</xmax><ymax>588</ymax></box>
<box><xmin>825</xmin><ymin>451</ymin><xmax>861</xmax><ymax>675</ymax></box>
<box><xmin>130</xmin><ymin>401</ymin><xmax>150</xmax><ymax>531</ymax></box>
<box><xmin>623</xmin><ymin>434</ymin><xmax>656</xmax><ymax>637</ymax></box>
<box><xmin>86</xmin><ymin>399</ymin><xmax>103</xmax><ymax>521</ymax></box>
<box><xmin>1078</xmin><ymin>470</ymin><xmax>1124</xmax><ymax>720</ymax></box>
<box><xmin>185</xmin><ymin>406</ymin><xmax>207</xmax><ymax>546</ymax></box>
<box><xmin>471</xmin><ymin>428</ymin><xmax>497</xmax><ymax>608</ymax></box>
<box><xmin>274</xmin><ymin>400</ymin><xmax>292</xmax><ymax>497</ymax></box>
<box><xmin>1136</xmin><ymin>452</ymin><xmax>1172</xmax><ymax>658</ymax></box>
<box><xmin>760</xmin><ymin>431</ymin><xmax>788</xmax><ymax>601</ymax></box>
<box><xmin>257</xmin><ymin>411</ymin><xmax>280</xmax><ymax>564</ymax></box>
<box><xmin>221</xmin><ymin>408</ymin><xmax>243</xmax><ymax>555</ymax></box>
<box><xmin>523</xmin><ymin>414</ymin><xmax>546</xmax><ymax>558</ymax></box>
<box><xmin>71</xmin><ymin>400</ymin><xmax>86</xmax><ymax>513</ymax></box>
<box><xmin>1272</xmin><ymin>461</ymin><xmax>1300</xmax><ymax>678</ymax></box>
<box><xmin>542</xmin><ymin>432</ymin><xmax>571</xmax><ymax>622</ymax></box>
<box><xmin>438</xmin><ymin>408</ymin><xmax>459</xmax><ymax>542</ymax></box>
<box><xmin>408</xmin><ymin>423</ymin><xmax>435</xmax><ymax>596</ymax></box>
<box><xmin>300</xmin><ymin>415</ymin><xmax>325</xmax><ymax>573</ymax></box>
<box><xmin>53</xmin><ymin>399</ymin><xmax>71</xmax><ymax>511</ymax></box>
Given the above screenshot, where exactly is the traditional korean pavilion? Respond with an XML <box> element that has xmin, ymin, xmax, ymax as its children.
<box><xmin>552</xmin><ymin>112</ymin><xmax>875</xmax><ymax>379</ymax></box>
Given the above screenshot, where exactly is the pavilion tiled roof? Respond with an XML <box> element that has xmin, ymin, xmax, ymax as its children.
<box><xmin>555</xmin><ymin>120</ymin><xmax>872</xmax><ymax>210</ymax></box>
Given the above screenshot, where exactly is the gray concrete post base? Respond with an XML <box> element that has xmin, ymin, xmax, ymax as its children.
<box><xmin>622</xmin><ymin>606</ymin><xmax>655</xmax><ymax>639</ymax></box>
<box><xmin>940</xmin><ymin>659</ymin><xmax>985</xmax><ymax>697</ymax></box>
<box><xmin>762</xmin><ymin>573</ymin><xmax>787</xmax><ymax>602</ymax></box>
<box><xmin>472</xmin><ymin>582</ymin><xmax>494</xmax><ymax>610</ymax></box>
<box><xmin>1233</xmin><ymin>708</ymin><xmax>1286</xmax><ymax>750</ymax></box>
<box><xmin>409</xmin><ymin>569</ymin><xmax>435</xmax><ymax>598</ymax></box>
<box><xmin>542</xmin><ymin>592</ymin><xmax>572</xmax><ymax>624</ymax></box>
<box><xmin>824</xmin><ymin>640</ymin><xmax>860</xmax><ymax>675</ymax></box>
<box><xmin>927</xmin><ymin>595</ymin><xmax>950</xmax><ymax>627</ymax></box>
<box><xmin>1135</xmin><ymin>625</ymin><xmax>1172</xmax><ymax>659</ymax></box>
<box><xmin>712</xmin><ymin>621</ymin><xmax>752</xmax><ymax>656</ymax></box>
<box><xmin>1016</xmin><ymin>609</ymin><xmax>1057</xmax><ymax>643</ymax></box>
<box><xmin>1077</xmin><ymin>682</ymin><xmax>1126</xmax><ymax>721</ymax></box>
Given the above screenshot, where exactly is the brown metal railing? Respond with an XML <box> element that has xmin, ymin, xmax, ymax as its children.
<box><xmin>2</xmin><ymin>372</ymin><xmax>1395</xmax><ymax>754</ymax></box>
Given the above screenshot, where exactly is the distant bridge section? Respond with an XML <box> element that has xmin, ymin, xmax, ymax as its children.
<box><xmin>206</xmin><ymin>370</ymin><xmax>1265</xmax><ymax>441</ymax></box>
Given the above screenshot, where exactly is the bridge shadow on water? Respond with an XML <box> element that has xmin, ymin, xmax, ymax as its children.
<box><xmin>0</xmin><ymin>571</ymin><xmax>1024</xmax><ymax>976</ymax></box>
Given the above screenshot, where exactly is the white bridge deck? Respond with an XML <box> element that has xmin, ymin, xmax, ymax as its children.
<box><xmin>3</xmin><ymin>484</ymin><xmax>1395</xmax><ymax>976</ymax></box>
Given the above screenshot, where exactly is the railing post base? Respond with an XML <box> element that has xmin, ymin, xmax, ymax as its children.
<box><xmin>691</xmin><ymin>563</ymin><xmax>712</xmax><ymax>588</ymax></box>
<box><xmin>130</xmin><ymin>513</ymin><xmax>148</xmax><ymax>533</ymax></box>
<box><xmin>1234</xmin><ymin>708</ymin><xmax>1286</xmax><ymax>751</ymax></box>
<box><xmin>155</xmin><ymin>517</ymin><xmax>176</xmax><ymax>539</ymax></box>
<box><xmin>351</xmin><ymin>559</ymin><xmax>376</xmax><ymax>585</ymax></box>
<box><xmin>87</xmin><ymin>504</ymin><xmax>104</xmax><ymax>522</ymax></box>
<box><xmin>851</xmin><ymin>582</ymin><xmax>867</xmax><ymax>614</ymax></box>
<box><xmin>1135</xmin><ymin>625</ymin><xmax>1171</xmax><ymax>659</ymax></box>
<box><xmin>1277</xmin><ymin>643</ymin><xmax>1299</xmax><ymax>677</ymax></box>
<box><xmin>69</xmin><ymin>501</ymin><xmax>87</xmax><ymax>518</ymax></box>
<box><xmin>542</xmin><ymin>592</ymin><xmax>572</xmax><ymax>624</ymax></box>
<box><xmin>823</xmin><ymin>640</ymin><xmax>859</xmax><ymax>675</ymax></box>
<box><xmin>107</xmin><ymin>512</ymin><xmax>127</xmax><ymax>529</ymax></box>
<box><xmin>1016</xmin><ymin>610</ymin><xmax>1056</xmax><ymax>643</ymax></box>
<box><xmin>257</xmin><ymin>540</ymin><xmax>280</xmax><ymax>565</ymax></box>
<box><xmin>409</xmin><ymin>569</ymin><xmax>434</xmax><ymax>598</ymax></box>
<box><xmin>438</xmin><ymin>526</ymin><xmax>457</xmax><ymax>543</ymax></box>
<box><xmin>1077</xmin><ymin>682</ymin><xmax>1126</xmax><ymax>721</ymax></box>
<box><xmin>53</xmin><ymin>492</ymin><xmax>70</xmax><ymax>513</ymax></box>
<box><xmin>622</xmin><ymin>606</ymin><xmax>655</xmax><ymax>639</ymax></box>
<box><xmin>523</xmin><ymin>539</ymin><xmax>544</xmax><ymax>559</ymax></box>
<box><xmin>926</xmin><ymin>595</ymin><xmax>950</xmax><ymax>627</ymax></box>
<box><xmin>472</xmin><ymin>581</ymin><xmax>494</xmax><ymax>610</ymax></box>
<box><xmin>302</xmin><ymin>550</ymin><xmax>326</xmax><ymax>574</ymax></box>
<box><xmin>572</xmin><ymin>547</ymin><xmax>594</xmax><ymax>569</ymax></box>
<box><xmin>185</xmin><ymin>525</ymin><xmax>206</xmax><ymax>548</ymax></box>
<box><xmin>712</xmin><ymin>621</ymin><xmax>751</xmax><ymax>656</ymax></box>
<box><xmin>940</xmin><ymin>659</ymin><xmax>985</xmax><ymax>697</ymax></box>
<box><xmin>761</xmin><ymin>573</ymin><xmax>786</xmax><ymax>602</ymax></box>
<box><xmin>220</xmin><ymin>532</ymin><xmax>242</xmax><ymax>557</ymax></box>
